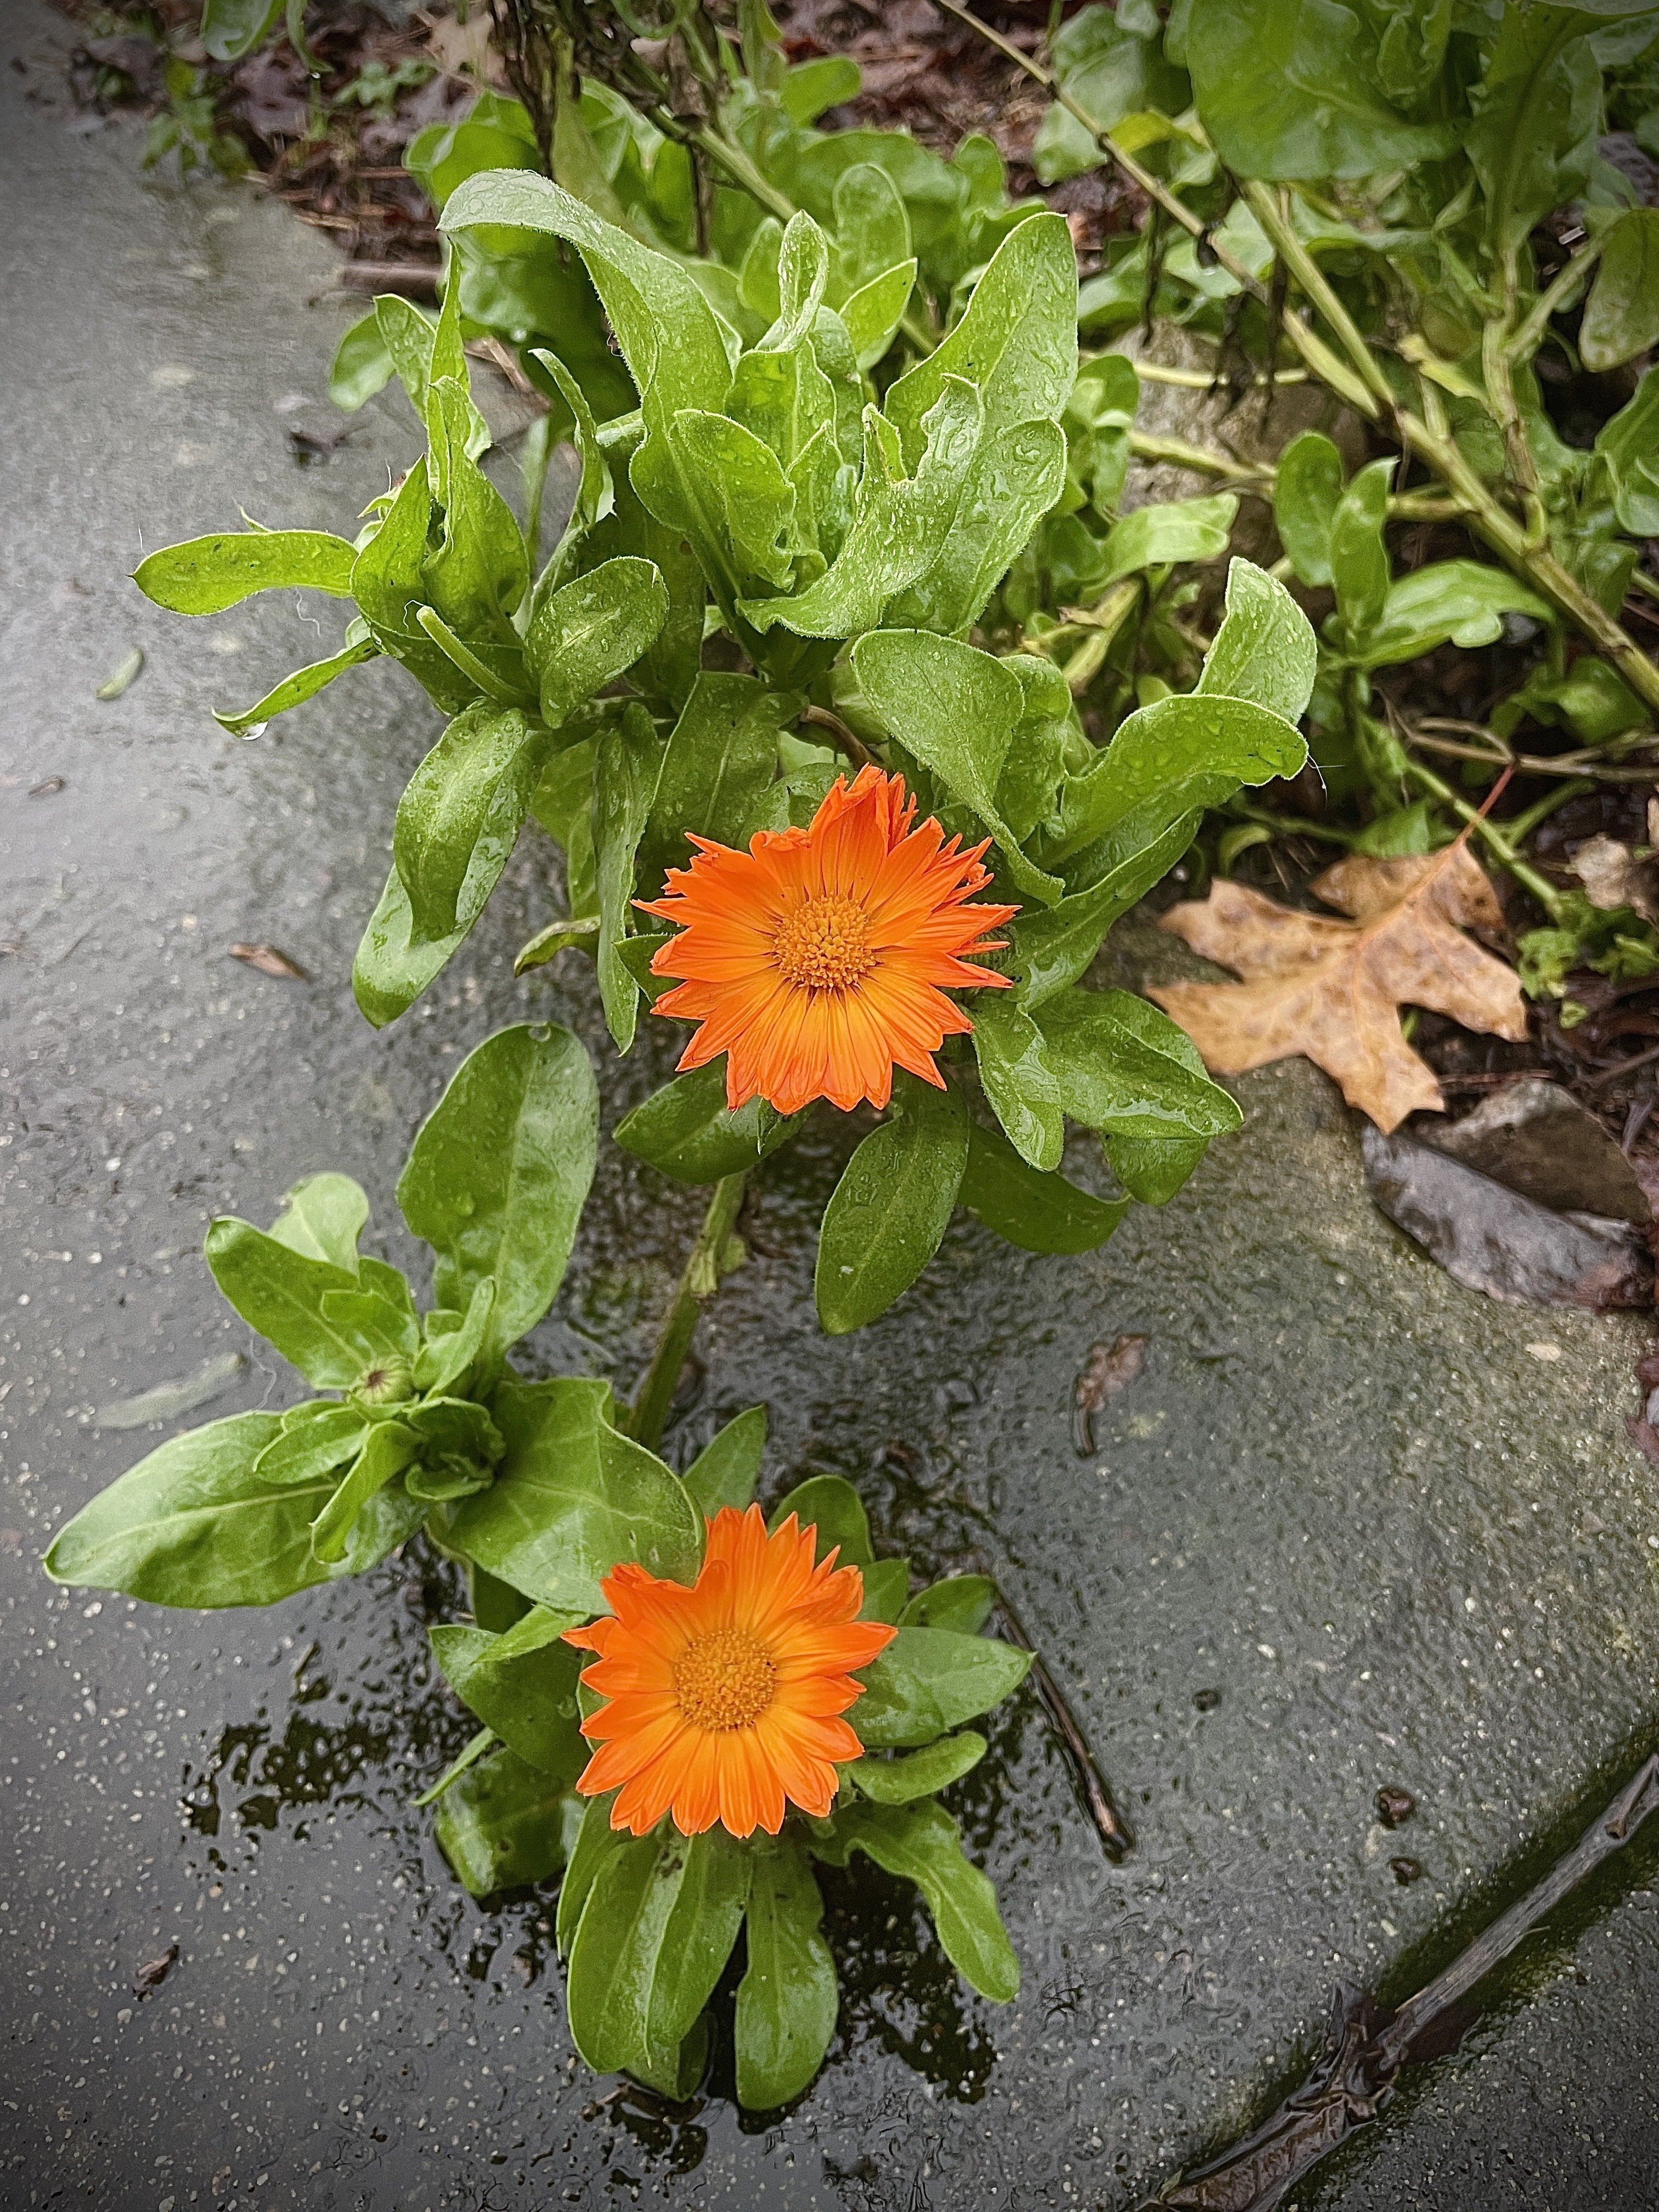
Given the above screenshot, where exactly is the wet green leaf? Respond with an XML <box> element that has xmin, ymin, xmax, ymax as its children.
<box><xmin>134</xmin><ymin>529</ymin><xmax>357</xmax><ymax>614</ymax></box>
<box><xmin>768</xmin><ymin>1474</ymin><xmax>873</xmax><ymax>1567</ymax></box>
<box><xmin>899</xmin><ymin>1574</ymin><xmax>995</xmax><ymax>1634</ymax></box>
<box><xmin>44</xmin><ymin>1413</ymin><xmax>352</xmax><ymax>1607</ymax></box>
<box><xmin>814</xmin><ymin>1798</ymin><xmax>1018</xmax><ymax>2000</ymax></box>
<box><xmin>251</xmin><ymin>1404</ymin><xmax>368</xmax><ymax>1487</ymax></box>
<box><xmin>844</xmin><ymin>1730</ymin><xmax>987</xmax><ymax>1803</ymax></box>
<box><xmin>526</xmin><ymin>556</ymin><xmax>668</xmax><ymax>728</ymax></box>
<box><xmin>1034</xmin><ymin>987</ymin><xmax>1242</xmax><ymax>1142</ymax></box>
<box><xmin>815</xmin><ymin>1076</ymin><xmax>969</xmax><ymax>1335</ymax></box>
<box><xmin>1195</xmin><ymin>558</ymin><xmax>1318</xmax><ymax>725</ymax></box>
<box><xmin>971</xmin><ymin>992</ymin><xmax>1065</xmax><ymax>1171</ymax></box>
<box><xmin>639</xmin><ymin>674</ymin><xmax>794</xmax><ymax>891</ymax></box>
<box><xmin>1355</xmin><ymin>560</ymin><xmax>1553</xmax><ymax>669</ymax></box>
<box><xmin>735</xmin><ymin>1837</ymin><xmax>838</xmax><ymax>2109</ymax></box>
<box><xmin>960</xmin><ymin>1120</ymin><xmax>1129</xmax><ymax>1254</ymax></box>
<box><xmin>326</xmin><ymin>308</ymin><xmax>394</xmax><ymax>411</ymax></box>
<box><xmin>567</xmin><ymin>1827</ymin><xmax>751</xmax><ymax>2073</ymax></box>
<box><xmin>394</xmin><ymin>703</ymin><xmax>545</xmax><ymax>944</ymax></box>
<box><xmin>434</xmin><ymin>1742</ymin><xmax>579</xmax><ymax>1897</ymax></box>
<box><xmin>204</xmin><ymin>1219</ymin><xmax>378</xmax><ymax>1389</ymax></box>
<box><xmin>594</xmin><ymin>703</ymin><xmax>665</xmax><ymax>1052</ymax></box>
<box><xmin>613</xmin><ymin>1062</ymin><xmax>803</xmax><ymax>1186</ymax></box>
<box><xmin>1099</xmin><ymin>492</ymin><xmax>1237</xmax><ymax>586</ymax></box>
<box><xmin>447</xmin><ymin>1377</ymin><xmax>702</xmax><ymax>1613</ymax></box>
<box><xmin>851</xmin><ymin>1624</ymin><xmax>1031</xmax><ymax>1748</ymax></box>
<box><xmin>1596</xmin><ymin>366</ymin><xmax>1659</xmax><ymax>538</ymax></box>
<box><xmin>212</xmin><ymin>636</ymin><xmax>381</xmax><ymax>737</ymax></box>
<box><xmin>429</xmin><ymin>1606</ymin><xmax>587</xmax><ymax>1776</ymax></box>
<box><xmin>398</xmin><ymin>1022</ymin><xmax>598</xmax><ymax>1362</ymax></box>
<box><xmin>1273</xmin><ymin>432</ymin><xmax>1346</xmax><ymax>589</ymax></box>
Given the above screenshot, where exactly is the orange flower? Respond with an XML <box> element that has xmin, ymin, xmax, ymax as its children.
<box><xmin>636</xmin><ymin>765</ymin><xmax>1018</xmax><ymax>1115</ymax></box>
<box><xmin>562</xmin><ymin>1504</ymin><xmax>898</xmax><ymax>1838</ymax></box>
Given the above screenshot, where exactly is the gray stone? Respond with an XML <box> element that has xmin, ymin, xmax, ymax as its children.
<box><xmin>4</xmin><ymin>14</ymin><xmax>1659</xmax><ymax>2208</ymax></box>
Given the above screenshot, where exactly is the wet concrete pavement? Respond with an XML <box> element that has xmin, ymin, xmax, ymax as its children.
<box><xmin>4</xmin><ymin>9</ymin><xmax>1659</xmax><ymax>2207</ymax></box>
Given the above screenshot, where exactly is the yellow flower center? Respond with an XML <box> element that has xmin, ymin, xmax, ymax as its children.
<box><xmin>771</xmin><ymin>894</ymin><xmax>877</xmax><ymax>992</ymax></box>
<box><xmin>673</xmin><ymin>1627</ymin><xmax>777</xmax><ymax>1733</ymax></box>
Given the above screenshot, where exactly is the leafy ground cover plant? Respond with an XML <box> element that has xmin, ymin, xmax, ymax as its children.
<box><xmin>46</xmin><ymin>1025</ymin><xmax>1032</xmax><ymax>2103</ymax></box>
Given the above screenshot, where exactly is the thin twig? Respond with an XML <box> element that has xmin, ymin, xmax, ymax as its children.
<box><xmin>1155</xmin><ymin>1754</ymin><xmax>1659</xmax><ymax>2210</ymax></box>
<box><xmin>1587</xmin><ymin>1040</ymin><xmax>1659</xmax><ymax>1090</ymax></box>
<box><xmin>798</xmin><ymin>703</ymin><xmax>873</xmax><ymax>768</ymax></box>
<box><xmin>991</xmin><ymin>1584</ymin><xmax>1133</xmax><ymax>1862</ymax></box>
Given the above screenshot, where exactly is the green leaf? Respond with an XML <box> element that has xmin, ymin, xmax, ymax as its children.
<box><xmin>851</xmin><ymin>1624</ymin><xmax>1031</xmax><ymax>1748</ymax></box>
<box><xmin>1032</xmin><ymin>987</ymin><xmax>1243</xmax><ymax>1141</ymax></box>
<box><xmin>514</xmin><ymin>914</ymin><xmax>601</xmax><ymax>976</ymax></box>
<box><xmin>741</xmin><ymin>382</ymin><xmax>983</xmax><ymax>641</ymax></box>
<box><xmin>1099</xmin><ymin>492</ymin><xmax>1238</xmax><ymax>586</ymax></box>
<box><xmin>849</xmin><ymin>630</ymin><xmax>1063</xmax><ymax>905</ymax></box>
<box><xmin>900</xmin><ymin>1574</ymin><xmax>995</xmax><ymax>1634</ymax></box>
<box><xmin>970</xmin><ymin>992</ymin><xmax>1065</xmax><ymax>1170</ymax></box>
<box><xmin>351</xmin><ymin>861</ymin><xmax>482</xmax><ymax>1030</ymax></box>
<box><xmin>671</xmin><ymin>410</ymin><xmax>803</xmax><ymax>594</ymax></box>
<box><xmin>266</xmin><ymin>1172</ymin><xmax>368</xmax><ymax>1271</ymax></box>
<box><xmin>815</xmin><ymin>1076</ymin><xmax>969</xmax><ymax>1335</ymax></box>
<box><xmin>961</xmin><ymin>1119</ymin><xmax>1128</xmax><ymax>1254</ymax></box>
<box><xmin>1033</xmin><ymin>4</ymin><xmax>1191</xmax><ymax>185</ymax></box>
<box><xmin>784</xmin><ymin>53</ymin><xmax>861</xmax><ymax>125</ymax></box>
<box><xmin>251</xmin><ymin>1404</ymin><xmax>368</xmax><ymax>1486</ymax></box>
<box><xmin>397</xmin><ymin>1022</ymin><xmax>599</xmax><ymax>1362</ymax></box>
<box><xmin>352</xmin><ymin>460</ymin><xmax>477</xmax><ymax>715</ymax></box>
<box><xmin>1103</xmin><ymin>1129</ymin><xmax>1207</xmax><ymax>1205</ymax></box>
<box><xmin>429</xmin><ymin>1606</ymin><xmax>587</xmax><ymax>1776</ymax></box>
<box><xmin>557</xmin><ymin>1791</ymin><xmax>628</xmax><ymax>1958</ymax></box>
<box><xmin>1050</xmin><ymin>692</ymin><xmax>1307</xmax><ymax>871</ymax></box>
<box><xmin>613</xmin><ymin>1061</ymin><xmax>803</xmax><ymax>1186</ymax></box>
<box><xmin>526</xmin><ymin>556</ymin><xmax>668</xmax><ymax>728</ymax></box>
<box><xmin>1273</xmin><ymin>431</ymin><xmax>1345</xmax><ymax>588</ymax></box>
<box><xmin>840</xmin><ymin>259</ymin><xmax>918</xmax><ymax>373</ymax></box>
<box><xmin>310</xmin><ymin>1422</ymin><xmax>421</xmax><ymax>1564</ymax></box>
<box><xmin>200</xmin><ymin>0</ymin><xmax>283</xmax><ymax>61</ymax></box>
<box><xmin>1469</xmin><ymin>7</ymin><xmax>1600</xmax><ymax>253</ymax></box>
<box><xmin>1013</xmin><ymin>812</ymin><xmax>1198</xmax><ymax>1007</ymax></box>
<box><xmin>1355</xmin><ymin>560</ymin><xmax>1553</xmax><ymax>669</ymax></box>
<box><xmin>414</xmin><ymin>1281</ymin><xmax>496</xmax><ymax>1401</ymax></box>
<box><xmin>735</xmin><ymin>1837</ymin><xmax>839</xmax><ymax>2109</ymax></box>
<box><xmin>683</xmin><ymin>1405</ymin><xmax>768</xmax><ymax>1520</ymax></box>
<box><xmin>439</xmin><ymin>171</ymin><xmax>733</xmax><ymax>548</ymax></box>
<box><xmin>768</xmin><ymin>1474</ymin><xmax>873</xmax><ymax>1567</ymax></box>
<box><xmin>1195</xmin><ymin>558</ymin><xmax>1318</xmax><ymax>725</ymax></box>
<box><xmin>594</xmin><ymin>703</ymin><xmax>665</xmax><ymax>1052</ymax></box>
<box><xmin>133</xmin><ymin>530</ymin><xmax>358</xmax><ymax>614</ymax></box>
<box><xmin>845</xmin><ymin>1730</ymin><xmax>987</xmax><ymax>1803</ymax></box>
<box><xmin>582</xmin><ymin>470</ymin><xmax>706</xmax><ymax>709</ymax></box>
<box><xmin>816</xmin><ymin>1799</ymin><xmax>1018</xmax><ymax>2000</ymax></box>
<box><xmin>887</xmin><ymin>415</ymin><xmax>1069</xmax><ymax>635</ymax></box>
<box><xmin>884</xmin><ymin>212</ymin><xmax>1077</xmax><ymax>466</ymax></box>
<box><xmin>422</xmin><ymin>377</ymin><xmax>528</xmax><ymax>650</ymax></box>
<box><xmin>1596</xmin><ymin>366</ymin><xmax>1659</xmax><ymax>538</ymax></box>
<box><xmin>44</xmin><ymin>1412</ymin><xmax>356</xmax><ymax>1607</ymax></box>
<box><xmin>204</xmin><ymin>1219</ymin><xmax>380</xmax><ymax>1389</ymax></box>
<box><xmin>327</xmin><ymin>308</ymin><xmax>394</xmax><ymax>411</ymax></box>
<box><xmin>1188</xmin><ymin>0</ymin><xmax>1457</xmax><ymax>178</ymax></box>
<box><xmin>433</xmin><ymin>1742</ymin><xmax>578</xmax><ymax>1897</ymax></box>
<box><xmin>1328</xmin><ymin>457</ymin><xmax>1393</xmax><ymax>641</ymax></box>
<box><xmin>394</xmin><ymin>702</ymin><xmax>545</xmax><ymax>944</ymax></box>
<box><xmin>445</xmin><ymin>1377</ymin><xmax>702</xmax><ymax>1614</ymax></box>
<box><xmin>639</xmin><ymin>674</ymin><xmax>793</xmax><ymax>890</ymax></box>
<box><xmin>567</xmin><ymin>1828</ymin><xmax>751</xmax><ymax>2074</ymax></box>
<box><xmin>212</xmin><ymin>636</ymin><xmax>380</xmax><ymax>736</ymax></box>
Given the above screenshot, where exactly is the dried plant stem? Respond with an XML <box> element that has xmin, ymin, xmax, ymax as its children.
<box><xmin>992</xmin><ymin>1585</ymin><xmax>1134</xmax><ymax>1861</ymax></box>
<box><xmin>625</xmin><ymin>1171</ymin><xmax>749</xmax><ymax>1452</ymax></box>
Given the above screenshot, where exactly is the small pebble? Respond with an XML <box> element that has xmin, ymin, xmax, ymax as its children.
<box><xmin>1390</xmin><ymin>1856</ymin><xmax>1424</xmax><ymax>1886</ymax></box>
<box><xmin>1193</xmin><ymin>1687</ymin><xmax>1222</xmax><ymax>1712</ymax></box>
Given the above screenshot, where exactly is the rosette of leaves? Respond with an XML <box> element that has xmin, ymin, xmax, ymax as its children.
<box><xmin>46</xmin><ymin>1024</ymin><xmax>616</xmax><ymax>1607</ymax></box>
<box><xmin>422</xmin><ymin>1440</ymin><xmax>1031</xmax><ymax>2110</ymax></box>
<box><xmin>132</xmin><ymin>284</ymin><xmax>673</xmax><ymax>1031</ymax></box>
<box><xmin>433</xmin><ymin>174</ymin><xmax>1316</xmax><ymax>1331</ymax></box>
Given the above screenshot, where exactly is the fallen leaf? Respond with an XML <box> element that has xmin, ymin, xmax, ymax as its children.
<box><xmin>1073</xmin><ymin>1333</ymin><xmax>1148</xmax><ymax>1454</ymax></box>
<box><xmin>1570</xmin><ymin>832</ymin><xmax>1659</xmax><ymax>926</ymax></box>
<box><xmin>1150</xmin><ymin>847</ymin><xmax>1528</xmax><ymax>1131</ymax></box>
<box><xmin>28</xmin><ymin>777</ymin><xmax>65</xmax><ymax>798</ymax></box>
<box><xmin>1362</xmin><ymin>1125</ymin><xmax>1652</xmax><ymax>1310</ymax></box>
<box><xmin>95</xmin><ymin>1350</ymin><xmax>248</xmax><ymax>1432</ymax></box>
<box><xmin>136</xmin><ymin>1943</ymin><xmax>178</xmax><ymax>1991</ymax></box>
<box><xmin>1426</xmin><ymin>1076</ymin><xmax>1651</xmax><ymax>1223</ymax></box>
<box><xmin>95</xmin><ymin>647</ymin><xmax>144</xmax><ymax>701</ymax></box>
<box><xmin>229</xmin><ymin>942</ymin><xmax>308</xmax><ymax>980</ymax></box>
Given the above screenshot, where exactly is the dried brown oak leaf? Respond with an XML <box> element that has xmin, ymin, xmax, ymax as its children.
<box><xmin>1148</xmin><ymin>847</ymin><xmax>1527</xmax><ymax>1132</ymax></box>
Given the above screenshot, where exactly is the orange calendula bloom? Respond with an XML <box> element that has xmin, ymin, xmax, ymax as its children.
<box><xmin>636</xmin><ymin>765</ymin><xmax>1018</xmax><ymax>1115</ymax></box>
<box><xmin>562</xmin><ymin>1504</ymin><xmax>898</xmax><ymax>1838</ymax></box>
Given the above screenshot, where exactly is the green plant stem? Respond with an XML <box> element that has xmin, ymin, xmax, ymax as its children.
<box><xmin>1127</xmin><ymin>429</ymin><xmax>1273</xmax><ymax>484</ymax></box>
<box><xmin>1130</xmin><ymin>361</ymin><xmax>1308</xmax><ymax>391</ymax></box>
<box><xmin>1237</xmin><ymin>181</ymin><xmax>1659</xmax><ymax>716</ymax></box>
<box><xmin>1400</xmin><ymin>758</ymin><xmax>1568</xmax><ymax>919</ymax></box>
<box><xmin>626</xmin><ymin>1171</ymin><xmax>749</xmax><ymax>1453</ymax></box>
<box><xmin>1505</xmin><ymin>237</ymin><xmax>1605</xmax><ymax>363</ymax></box>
